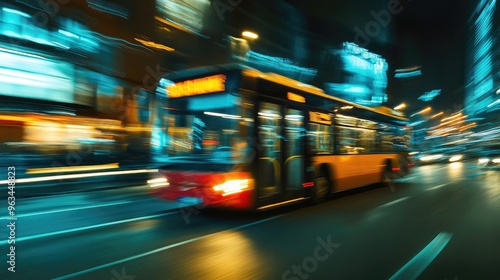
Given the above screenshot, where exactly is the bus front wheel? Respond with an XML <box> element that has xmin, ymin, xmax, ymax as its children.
<box><xmin>381</xmin><ymin>161</ymin><xmax>395</xmax><ymax>191</ymax></box>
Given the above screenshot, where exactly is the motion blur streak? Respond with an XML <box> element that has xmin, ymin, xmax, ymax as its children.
<box><xmin>0</xmin><ymin>212</ymin><xmax>174</xmax><ymax>246</ymax></box>
<box><xmin>377</xmin><ymin>197</ymin><xmax>409</xmax><ymax>208</ymax></box>
<box><xmin>0</xmin><ymin>200</ymin><xmax>131</xmax><ymax>219</ymax></box>
<box><xmin>53</xmin><ymin>215</ymin><xmax>283</xmax><ymax>280</ymax></box>
<box><xmin>426</xmin><ymin>184</ymin><xmax>448</xmax><ymax>191</ymax></box>
<box><xmin>26</xmin><ymin>163</ymin><xmax>119</xmax><ymax>174</ymax></box>
<box><xmin>389</xmin><ymin>232</ymin><xmax>453</xmax><ymax>280</ymax></box>
<box><xmin>0</xmin><ymin>169</ymin><xmax>158</xmax><ymax>184</ymax></box>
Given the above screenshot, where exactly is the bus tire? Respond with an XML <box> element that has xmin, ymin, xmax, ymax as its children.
<box><xmin>398</xmin><ymin>154</ymin><xmax>410</xmax><ymax>176</ymax></box>
<box><xmin>381</xmin><ymin>160</ymin><xmax>395</xmax><ymax>190</ymax></box>
<box><xmin>311</xmin><ymin>166</ymin><xmax>331</xmax><ymax>205</ymax></box>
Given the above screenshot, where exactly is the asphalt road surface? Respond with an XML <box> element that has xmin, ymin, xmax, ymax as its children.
<box><xmin>2</xmin><ymin>161</ymin><xmax>499</xmax><ymax>280</ymax></box>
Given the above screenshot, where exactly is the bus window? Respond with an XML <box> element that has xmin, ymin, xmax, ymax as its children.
<box><xmin>377</xmin><ymin>123</ymin><xmax>408</xmax><ymax>152</ymax></box>
<box><xmin>338</xmin><ymin>126</ymin><xmax>375</xmax><ymax>154</ymax></box>
<box><xmin>165</xmin><ymin>93</ymin><xmax>254</xmax><ymax>162</ymax></box>
<box><xmin>307</xmin><ymin>123</ymin><xmax>334</xmax><ymax>154</ymax></box>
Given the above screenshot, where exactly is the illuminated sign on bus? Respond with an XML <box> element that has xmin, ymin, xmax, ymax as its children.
<box><xmin>309</xmin><ymin>111</ymin><xmax>332</xmax><ymax>125</ymax></box>
<box><xmin>287</xmin><ymin>92</ymin><xmax>306</xmax><ymax>103</ymax></box>
<box><xmin>167</xmin><ymin>74</ymin><xmax>226</xmax><ymax>98</ymax></box>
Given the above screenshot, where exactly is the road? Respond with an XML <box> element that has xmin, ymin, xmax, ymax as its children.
<box><xmin>2</xmin><ymin>161</ymin><xmax>500</xmax><ymax>279</ymax></box>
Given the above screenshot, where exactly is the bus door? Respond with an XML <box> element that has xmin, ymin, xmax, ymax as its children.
<box><xmin>283</xmin><ymin>107</ymin><xmax>306</xmax><ymax>198</ymax></box>
<box><xmin>256</xmin><ymin>101</ymin><xmax>306</xmax><ymax>207</ymax></box>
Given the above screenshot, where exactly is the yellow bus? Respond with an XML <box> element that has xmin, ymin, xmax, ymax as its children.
<box><xmin>149</xmin><ymin>64</ymin><xmax>411</xmax><ymax>210</ymax></box>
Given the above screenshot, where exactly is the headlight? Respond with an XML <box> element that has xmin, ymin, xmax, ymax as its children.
<box><xmin>420</xmin><ymin>154</ymin><xmax>443</xmax><ymax>162</ymax></box>
<box><xmin>492</xmin><ymin>158</ymin><xmax>500</xmax><ymax>164</ymax></box>
<box><xmin>449</xmin><ymin>155</ymin><xmax>463</xmax><ymax>162</ymax></box>
<box><xmin>147</xmin><ymin>177</ymin><xmax>169</xmax><ymax>188</ymax></box>
<box><xmin>213</xmin><ymin>179</ymin><xmax>252</xmax><ymax>196</ymax></box>
<box><xmin>478</xmin><ymin>158</ymin><xmax>490</xmax><ymax>164</ymax></box>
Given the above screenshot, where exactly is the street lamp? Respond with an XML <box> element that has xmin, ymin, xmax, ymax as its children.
<box><xmin>410</xmin><ymin>106</ymin><xmax>431</xmax><ymax>118</ymax></box>
<box><xmin>394</xmin><ymin>103</ymin><xmax>406</xmax><ymax>111</ymax></box>
<box><xmin>430</xmin><ymin>112</ymin><xmax>444</xmax><ymax>119</ymax></box>
<box><xmin>242</xmin><ymin>31</ymin><xmax>259</xmax><ymax>40</ymax></box>
<box><xmin>420</xmin><ymin>106</ymin><xmax>431</xmax><ymax>114</ymax></box>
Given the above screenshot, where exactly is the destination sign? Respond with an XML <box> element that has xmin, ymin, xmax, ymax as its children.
<box><xmin>167</xmin><ymin>74</ymin><xmax>226</xmax><ymax>98</ymax></box>
<box><xmin>309</xmin><ymin>111</ymin><xmax>332</xmax><ymax>125</ymax></box>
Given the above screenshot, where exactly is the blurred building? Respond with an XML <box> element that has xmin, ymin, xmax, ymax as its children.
<box><xmin>465</xmin><ymin>0</ymin><xmax>500</xmax><ymax>120</ymax></box>
<box><xmin>221</xmin><ymin>0</ymin><xmax>317</xmax><ymax>83</ymax></box>
<box><xmin>316</xmin><ymin>42</ymin><xmax>389</xmax><ymax>106</ymax></box>
<box><xmin>464</xmin><ymin>0</ymin><xmax>500</xmax><ymax>149</ymax></box>
<box><xmin>0</xmin><ymin>0</ymin><xmax>162</xmax><ymax>162</ymax></box>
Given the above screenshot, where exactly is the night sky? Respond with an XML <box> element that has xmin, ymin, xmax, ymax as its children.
<box><xmin>288</xmin><ymin>0</ymin><xmax>470</xmax><ymax>114</ymax></box>
<box><xmin>391</xmin><ymin>0</ymin><xmax>470</xmax><ymax>114</ymax></box>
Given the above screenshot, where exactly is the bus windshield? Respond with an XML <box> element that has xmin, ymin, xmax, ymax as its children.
<box><xmin>165</xmin><ymin>93</ymin><xmax>254</xmax><ymax>163</ymax></box>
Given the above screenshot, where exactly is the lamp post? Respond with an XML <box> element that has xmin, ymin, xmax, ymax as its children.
<box><xmin>410</xmin><ymin>106</ymin><xmax>431</xmax><ymax>118</ymax></box>
<box><xmin>242</xmin><ymin>31</ymin><xmax>259</xmax><ymax>40</ymax></box>
<box><xmin>394</xmin><ymin>103</ymin><xmax>406</xmax><ymax>111</ymax></box>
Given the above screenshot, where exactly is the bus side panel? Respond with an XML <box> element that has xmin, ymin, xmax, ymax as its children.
<box><xmin>311</xmin><ymin>154</ymin><xmax>398</xmax><ymax>191</ymax></box>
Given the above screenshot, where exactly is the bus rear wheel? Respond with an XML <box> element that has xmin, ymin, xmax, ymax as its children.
<box><xmin>311</xmin><ymin>173</ymin><xmax>330</xmax><ymax>204</ymax></box>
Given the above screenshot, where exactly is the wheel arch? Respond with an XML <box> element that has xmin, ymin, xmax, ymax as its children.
<box><xmin>314</xmin><ymin>162</ymin><xmax>334</xmax><ymax>194</ymax></box>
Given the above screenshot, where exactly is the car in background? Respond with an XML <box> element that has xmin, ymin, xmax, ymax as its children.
<box><xmin>477</xmin><ymin>149</ymin><xmax>500</xmax><ymax>170</ymax></box>
<box><xmin>413</xmin><ymin>146</ymin><xmax>467</xmax><ymax>165</ymax></box>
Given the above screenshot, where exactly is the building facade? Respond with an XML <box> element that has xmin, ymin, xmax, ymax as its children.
<box><xmin>465</xmin><ymin>0</ymin><xmax>500</xmax><ymax>119</ymax></box>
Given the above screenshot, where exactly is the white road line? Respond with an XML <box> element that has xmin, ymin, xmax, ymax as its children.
<box><xmin>0</xmin><ymin>200</ymin><xmax>133</xmax><ymax>219</ymax></box>
<box><xmin>53</xmin><ymin>215</ymin><xmax>283</xmax><ymax>280</ymax></box>
<box><xmin>378</xmin><ymin>197</ymin><xmax>409</xmax><ymax>208</ymax></box>
<box><xmin>429</xmin><ymin>165</ymin><xmax>449</xmax><ymax>172</ymax></box>
<box><xmin>397</xmin><ymin>175</ymin><xmax>419</xmax><ymax>182</ymax></box>
<box><xmin>389</xmin><ymin>232</ymin><xmax>453</xmax><ymax>280</ymax></box>
<box><xmin>426</xmin><ymin>184</ymin><xmax>448</xmax><ymax>191</ymax></box>
<box><xmin>0</xmin><ymin>211</ymin><xmax>177</xmax><ymax>245</ymax></box>
<box><xmin>399</xmin><ymin>165</ymin><xmax>449</xmax><ymax>181</ymax></box>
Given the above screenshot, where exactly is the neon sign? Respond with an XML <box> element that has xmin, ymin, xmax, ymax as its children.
<box><xmin>167</xmin><ymin>74</ymin><xmax>226</xmax><ymax>98</ymax></box>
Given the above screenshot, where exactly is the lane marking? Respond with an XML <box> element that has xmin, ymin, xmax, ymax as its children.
<box><xmin>398</xmin><ymin>165</ymin><xmax>450</xmax><ymax>182</ymax></box>
<box><xmin>0</xmin><ymin>211</ymin><xmax>177</xmax><ymax>245</ymax></box>
<box><xmin>53</xmin><ymin>215</ymin><xmax>283</xmax><ymax>280</ymax></box>
<box><xmin>0</xmin><ymin>168</ymin><xmax>158</xmax><ymax>184</ymax></box>
<box><xmin>389</xmin><ymin>232</ymin><xmax>453</xmax><ymax>280</ymax></box>
<box><xmin>431</xmin><ymin>165</ymin><xmax>449</xmax><ymax>172</ymax></box>
<box><xmin>378</xmin><ymin>197</ymin><xmax>409</xmax><ymax>208</ymax></box>
<box><xmin>0</xmin><ymin>200</ymin><xmax>133</xmax><ymax>219</ymax></box>
<box><xmin>426</xmin><ymin>184</ymin><xmax>448</xmax><ymax>191</ymax></box>
<box><xmin>397</xmin><ymin>176</ymin><xmax>417</xmax><ymax>182</ymax></box>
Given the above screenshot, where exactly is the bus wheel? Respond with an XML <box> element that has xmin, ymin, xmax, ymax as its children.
<box><xmin>311</xmin><ymin>172</ymin><xmax>330</xmax><ymax>204</ymax></box>
<box><xmin>382</xmin><ymin>162</ymin><xmax>395</xmax><ymax>191</ymax></box>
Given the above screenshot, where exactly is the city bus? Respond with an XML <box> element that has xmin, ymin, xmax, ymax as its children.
<box><xmin>148</xmin><ymin>64</ymin><xmax>411</xmax><ymax>210</ymax></box>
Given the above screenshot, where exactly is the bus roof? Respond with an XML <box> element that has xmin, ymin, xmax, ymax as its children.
<box><xmin>159</xmin><ymin>63</ymin><xmax>408</xmax><ymax>123</ymax></box>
